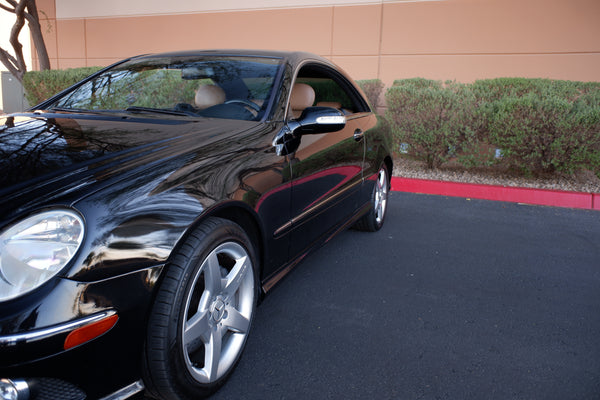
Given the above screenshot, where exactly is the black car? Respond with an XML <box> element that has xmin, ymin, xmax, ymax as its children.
<box><xmin>0</xmin><ymin>50</ymin><xmax>392</xmax><ymax>400</ymax></box>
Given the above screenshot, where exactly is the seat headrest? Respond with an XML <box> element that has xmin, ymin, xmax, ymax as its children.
<box><xmin>290</xmin><ymin>83</ymin><xmax>315</xmax><ymax>116</ymax></box>
<box><xmin>195</xmin><ymin>84</ymin><xmax>226</xmax><ymax>110</ymax></box>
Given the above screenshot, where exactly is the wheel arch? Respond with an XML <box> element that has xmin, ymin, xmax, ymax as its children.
<box><xmin>211</xmin><ymin>203</ymin><xmax>265</xmax><ymax>270</ymax></box>
<box><xmin>168</xmin><ymin>201</ymin><xmax>267</xmax><ymax>295</ymax></box>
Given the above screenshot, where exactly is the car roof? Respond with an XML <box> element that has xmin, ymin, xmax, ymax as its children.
<box><xmin>128</xmin><ymin>49</ymin><xmax>334</xmax><ymax>67</ymax></box>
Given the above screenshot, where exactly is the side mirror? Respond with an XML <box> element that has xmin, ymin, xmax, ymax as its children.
<box><xmin>293</xmin><ymin>106</ymin><xmax>346</xmax><ymax>135</ymax></box>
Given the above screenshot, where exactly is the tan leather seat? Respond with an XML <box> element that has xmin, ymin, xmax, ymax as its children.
<box><xmin>195</xmin><ymin>84</ymin><xmax>226</xmax><ymax>110</ymax></box>
<box><xmin>289</xmin><ymin>83</ymin><xmax>315</xmax><ymax>119</ymax></box>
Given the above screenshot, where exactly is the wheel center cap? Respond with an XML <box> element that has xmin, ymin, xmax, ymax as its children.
<box><xmin>210</xmin><ymin>298</ymin><xmax>226</xmax><ymax>322</ymax></box>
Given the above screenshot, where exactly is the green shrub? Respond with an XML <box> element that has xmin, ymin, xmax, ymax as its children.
<box><xmin>23</xmin><ymin>67</ymin><xmax>103</xmax><ymax>106</ymax></box>
<box><xmin>474</xmin><ymin>78</ymin><xmax>600</xmax><ymax>175</ymax></box>
<box><xmin>356</xmin><ymin>79</ymin><xmax>385</xmax><ymax>110</ymax></box>
<box><xmin>385</xmin><ymin>77</ymin><xmax>600</xmax><ymax>176</ymax></box>
<box><xmin>488</xmin><ymin>93</ymin><xmax>600</xmax><ymax>174</ymax></box>
<box><xmin>572</xmin><ymin>88</ymin><xmax>600</xmax><ymax>109</ymax></box>
<box><xmin>392</xmin><ymin>78</ymin><xmax>442</xmax><ymax>90</ymax></box>
<box><xmin>472</xmin><ymin>78</ymin><xmax>600</xmax><ymax>105</ymax></box>
<box><xmin>472</xmin><ymin>78</ymin><xmax>550</xmax><ymax>103</ymax></box>
<box><xmin>386</xmin><ymin>80</ymin><xmax>477</xmax><ymax>168</ymax></box>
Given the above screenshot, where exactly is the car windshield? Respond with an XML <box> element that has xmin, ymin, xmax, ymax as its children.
<box><xmin>47</xmin><ymin>55</ymin><xmax>283</xmax><ymax>121</ymax></box>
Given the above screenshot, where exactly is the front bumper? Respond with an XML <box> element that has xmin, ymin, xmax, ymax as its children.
<box><xmin>0</xmin><ymin>265</ymin><xmax>163</xmax><ymax>399</ymax></box>
<box><xmin>1</xmin><ymin>311</ymin><xmax>118</xmax><ymax>367</ymax></box>
<box><xmin>0</xmin><ymin>378</ymin><xmax>145</xmax><ymax>400</ymax></box>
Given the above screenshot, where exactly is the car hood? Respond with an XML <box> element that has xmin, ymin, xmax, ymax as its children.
<box><xmin>0</xmin><ymin>112</ymin><xmax>258</xmax><ymax>221</ymax></box>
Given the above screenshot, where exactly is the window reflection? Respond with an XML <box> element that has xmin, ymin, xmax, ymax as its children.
<box><xmin>48</xmin><ymin>56</ymin><xmax>283</xmax><ymax>121</ymax></box>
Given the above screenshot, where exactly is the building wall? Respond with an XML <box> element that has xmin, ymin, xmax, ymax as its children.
<box><xmin>33</xmin><ymin>0</ymin><xmax>600</xmax><ymax>85</ymax></box>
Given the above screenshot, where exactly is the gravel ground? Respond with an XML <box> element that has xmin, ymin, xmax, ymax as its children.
<box><xmin>393</xmin><ymin>157</ymin><xmax>600</xmax><ymax>194</ymax></box>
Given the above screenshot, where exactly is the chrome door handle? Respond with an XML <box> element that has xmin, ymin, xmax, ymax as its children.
<box><xmin>354</xmin><ymin>129</ymin><xmax>364</xmax><ymax>142</ymax></box>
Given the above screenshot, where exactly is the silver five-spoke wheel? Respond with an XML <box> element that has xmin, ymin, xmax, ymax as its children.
<box><xmin>183</xmin><ymin>241</ymin><xmax>254</xmax><ymax>384</ymax></box>
<box><xmin>353</xmin><ymin>164</ymin><xmax>390</xmax><ymax>232</ymax></box>
<box><xmin>373</xmin><ymin>166</ymin><xmax>389</xmax><ymax>226</ymax></box>
<box><xmin>144</xmin><ymin>217</ymin><xmax>257</xmax><ymax>400</ymax></box>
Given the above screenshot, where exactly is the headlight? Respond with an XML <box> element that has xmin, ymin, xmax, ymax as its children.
<box><xmin>0</xmin><ymin>210</ymin><xmax>84</xmax><ymax>302</ymax></box>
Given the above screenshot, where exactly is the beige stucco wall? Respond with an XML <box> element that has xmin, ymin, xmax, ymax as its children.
<box><xmin>32</xmin><ymin>0</ymin><xmax>600</xmax><ymax>84</ymax></box>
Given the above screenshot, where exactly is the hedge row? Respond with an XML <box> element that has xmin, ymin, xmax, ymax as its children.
<box><xmin>384</xmin><ymin>78</ymin><xmax>600</xmax><ymax>175</ymax></box>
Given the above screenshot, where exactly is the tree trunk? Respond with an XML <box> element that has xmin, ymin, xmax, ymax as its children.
<box><xmin>8</xmin><ymin>0</ymin><xmax>27</xmax><ymax>80</ymax></box>
<box><xmin>25</xmin><ymin>0</ymin><xmax>50</xmax><ymax>70</ymax></box>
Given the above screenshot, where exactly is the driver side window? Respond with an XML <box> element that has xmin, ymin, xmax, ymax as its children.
<box><xmin>290</xmin><ymin>63</ymin><xmax>370</xmax><ymax>120</ymax></box>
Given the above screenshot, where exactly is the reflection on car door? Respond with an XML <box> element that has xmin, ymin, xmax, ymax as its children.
<box><xmin>286</xmin><ymin>66</ymin><xmax>374</xmax><ymax>258</ymax></box>
<box><xmin>288</xmin><ymin>115</ymin><xmax>365</xmax><ymax>258</ymax></box>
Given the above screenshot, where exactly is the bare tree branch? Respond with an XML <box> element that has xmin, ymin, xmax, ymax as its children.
<box><xmin>0</xmin><ymin>3</ymin><xmax>16</xmax><ymax>13</ymax></box>
<box><xmin>0</xmin><ymin>0</ymin><xmax>51</xmax><ymax>82</ymax></box>
<box><xmin>0</xmin><ymin>47</ymin><xmax>21</xmax><ymax>79</ymax></box>
<box><xmin>0</xmin><ymin>47</ymin><xmax>18</xmax><ymax>65</ymax></box>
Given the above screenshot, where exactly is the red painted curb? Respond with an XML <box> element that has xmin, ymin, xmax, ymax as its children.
<box><xmin>391</xmin><ymin>177</ymin><xmax>599</xmax><ymax>211</ymax></box>
<box><xmin>594</xmin><ymin>194</ymin><xmax>600</xmax><ymax>210</ymax></box>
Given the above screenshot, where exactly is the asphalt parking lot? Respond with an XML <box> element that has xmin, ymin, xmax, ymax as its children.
<box><xmin>212</xmin><ymin>192</ymin><xmax>600</xmax><ymax>400</ymax></box>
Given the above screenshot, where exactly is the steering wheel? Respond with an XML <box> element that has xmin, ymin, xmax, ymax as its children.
<box><xmin>224</xmin><ymin>99</ymin><xmax>261</xmax><ymax>112</ymax></box>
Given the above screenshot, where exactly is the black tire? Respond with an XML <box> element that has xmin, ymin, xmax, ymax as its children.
<box><xmin>353</xmin><ymin>165</ymin><xmax>390</xmax><ymax>232</ymax></box>
<box><xmin>143</xmin><ymin>217</ymin><xmax>258</xmax><ymax>399</ymax></box>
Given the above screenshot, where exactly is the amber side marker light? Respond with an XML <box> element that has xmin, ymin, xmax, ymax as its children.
<box><xmin>64</xmin><ymin>313</ymin><xmax>119</xmax><ymax>350</ymax></box>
